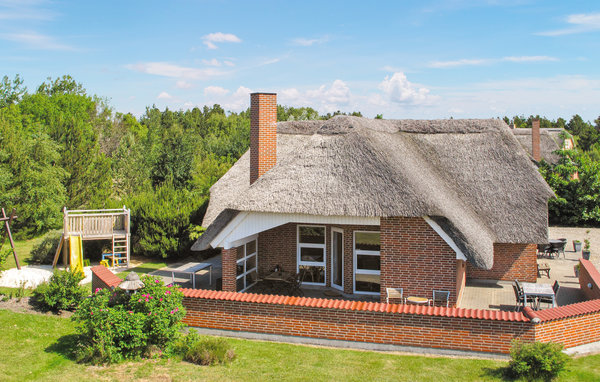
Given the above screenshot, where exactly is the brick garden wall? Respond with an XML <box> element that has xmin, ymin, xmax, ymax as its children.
<box><xmin>579</xmin><ymin>259</ymin><xmax>600</xmax><ymax>300</ymax></box>
<box><xmin>466</xmin><ymin>243</ymin><xmax>537</xmax><ymax>282</ymax></box>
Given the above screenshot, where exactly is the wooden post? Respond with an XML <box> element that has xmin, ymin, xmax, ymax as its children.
<box><xmin>1</xmin><ymin>208</ymin><xmax>19</xmax><ymax>270</ymax></box>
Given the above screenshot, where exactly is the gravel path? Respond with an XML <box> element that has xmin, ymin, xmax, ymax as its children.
<box><xmin>549</xmin><ymin>226</ymin><xmax>600</xmax><ymax>266</ymax></box>
<box><xmin>0</xmin><ymin>265</ymin><xmax>93</xmax><ymax>288</ymax></box>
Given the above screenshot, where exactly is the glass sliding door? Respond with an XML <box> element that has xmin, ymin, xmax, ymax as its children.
<box><xmin>331</xmin><ymin>228</ymin><xmax>343</xmax><ymax>290</ymax></box>
<box><xmin>353</xmin><ymin>231</ymin><xmax>381</xmax><ymax>295</ymax></box>
<box><xmin>297</xmin><ymin>225</ymin><xmax>326</xmax><ymax>285</ymax></box>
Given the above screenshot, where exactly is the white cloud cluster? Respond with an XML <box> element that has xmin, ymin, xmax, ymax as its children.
<box><xmin>201</xmin><ymin>58</ymin><xmax>235</xmax><ymax>67</ymax></box>
<box><xmin>291</xmin><ymin>36</ymin><xmax>330</xmax><ymax>46</ymax></box>
<box><xmin>126</xmin><ymin>62</ymin><xmax>225</xmax><ymax>80</ymax></box>
<box><xmin>2</xmin><ymin>31</ymin><xmax>73</xmax><ymax>51</ymax></box>
<box><xmin>202</xmin><ymin>32</ymin><xmax>242</xmax><ymax>49</ymax></box>
<box><xmin>279</xmin><ymin>80</ymin><xmax>351</xmax><ymax>113</ymax></box>
<box><xmin>378</xmin><ymin>72</ymin><xmax>434</xmax><ymax>105</ymax></box>
<box><xmin>429</xmin><ymin>56</ymin><xmax>558</xmax><ymax>68</ymax></box>
<box><xmin>538</xmin><ymin>12</ymin><xmax>600</xmax><ymax>36</ymax></box>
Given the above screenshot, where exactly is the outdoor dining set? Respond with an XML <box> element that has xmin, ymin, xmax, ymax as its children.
<box><xmin>513</xmin><ymin>279</ymin><xmax>559</xmax><ymax>311</ymax></box>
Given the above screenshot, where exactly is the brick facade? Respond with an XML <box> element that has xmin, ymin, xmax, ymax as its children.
<box><xmin>381</xmin><ymin>217</ymin><xmax>458</xmax><ymax>305</ymax></box>
<box><xmin>466</xmin><ymin>243</ymin><xmax>537</xmax><ymax>282</ymax></box>
<box><xmin>221</xmin><ymin>247</ymin><xmax>238</xmax><ymax>292</ymax></box>
<box><xmin>250</xmin><ymin>93</ymin><xmax>277</xmax><ymax>185</ymax></box>
<box><xmin>579</xmin><ymin>259</ymin><xmax>600</xmax><ymax>300</ymax></box>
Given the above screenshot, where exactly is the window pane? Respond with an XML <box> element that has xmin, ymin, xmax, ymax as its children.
<box><xmin>246</xmin><ymin>255</ymin><xmax>256</xmax><ymax>271</ymax></box>
<box><xmin>355</xmin><ymin>273</ymin><xmax>380</xmax><ymax>293</ymax></box>
<box><xmin>299</xmin><ymin>265</ymin><xmax>325</xmax><ymax>284</ymax></box>
<box><xmin>247</xmin><ymin>269</ymin><xmax>257</xmax><ymax>285</ymax></box>
<box><xmin>357</xmin><ymin>254</ymin><xmax>380</xmax><ymax>271</ymax></box>
<box><xmin>236</xmin><ymin>277</ymin><xmax>244</xmax><ymax>292</ymax></box>
<box><xmin>299</xmin><ymin>226</ymin><xmax>325</xmax><ymax>244</ymax></box>
<box><xmin>236</xmin><ymin>245</ymin><xmax>245</xmax><ymax>260</ymax></box>
<box><xmin>355</xmin><ymin>232</ymin><xmax>380</xmax><ymax>251</ymax></box>
<box><xmin>236</xmin><ymin>261</ymin><xmax>244</xmax><ymax>276</ymax></box>
<box><xmin>246</xmin><ymin>240</ymin><xmax>256</xmax><ymax>255</ymax></box>
<box><xmin>300</xmin><ymin>247</ymin><xmax>324</xmax><ymax>263</ymax></box>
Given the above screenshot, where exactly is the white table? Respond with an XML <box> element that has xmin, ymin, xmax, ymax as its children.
<box><xmin>521</xmin><ymin>282</ymin><xmax>556</xmax><ymax>309</ymax></box>
<box><xmin>168</xmin><ymin>262</ymin><xmax>212</xmax><ymax>289</ymax></box>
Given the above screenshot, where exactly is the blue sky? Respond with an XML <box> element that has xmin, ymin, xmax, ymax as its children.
<box><xmin>2</xmin><ymin>0</ymin><xmax>600</xmax><ymax>120</ymax></box>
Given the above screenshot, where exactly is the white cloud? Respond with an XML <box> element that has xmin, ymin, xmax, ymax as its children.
<box><xmin>429</xmin><ymin>58</ymin><xmax>489</xmax><ymax>68</ymax></box>
<box><xmin>278</xmin><ymin>80</ymin><xmax>352</xmax><ymax>113</ymax></box>
<box><xmin>202</xmin><ymin>58</ymin><xmax>222</xmax><ymax>66</ymax></box>
<box><xmin>538</xmin><ymin>12</ymin><xmax>600</xmax><ymax>36</ymax></box>
<box><xmin>204</xmin><ymin>86</ymin><xmax>229</xmax><ymax>97</ymax></box>
<box><xmin>176</xmin><ymin>80</ymin><xmax>192</xmax><ymax>89</ymax></box>
<box><xmin>502</xmin><ymin>55</ymin><xmax>558</xmax><ymax>62</ymax></box>
<box><xmin>126</xmin><ymin>62</ymin><xmax>225</xmax><ymax>80</ymax></box>
<box><xmin>202</xmin><ymin>32</ymin><xmax>241</xmax><ymax>49</ymax></box>
<box><xmin>378</xmin><ymin>72</ymin><xmax>435</xmax><ymax>105</ymax></box>
<box><xmin>260</xmin><ymin>57</ymin><xmax>281</xmax><ymax>66</ymax></box>
<box><xmin>1</xmin><ymin>31</ymin><xmax>73</xmax><ymax>51</ymax></box>
<box><xmin>0</xmin><ymin>0</ymin><xmax>57</xmax><ymax>21</ymax></box>
<box><xmin>157</xmin><ymin>91</ymin><xmax>172</xmax><ymax>100</ymax></box>
<box><xmin>224</xmin><ymin>60</ymin><xmax>235</xmax><ymax>67</ymax></box>
<box><xmin>291</xmin><ymin>36</ymin><xmax>329</xmax><ymax>46</ymax></box>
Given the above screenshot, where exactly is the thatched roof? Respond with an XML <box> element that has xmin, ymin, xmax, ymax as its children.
<box><xmin>194</xmin><ymin>116</ymin><xmax>553</xmax><ymax>269</ymax></box>
<box><xmin>512</xmin><ymin>128</ymin><xmax>570</xmax><ymax>164</ymax></box>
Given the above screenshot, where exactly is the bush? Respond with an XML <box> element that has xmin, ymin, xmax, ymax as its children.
<box><xmin>33</xmin><ymin>269</ymin><xmax>87</xmax><ymax>311</ymax></box>
<box><xmin>72</xmin><ymin>275</ymin><xmax>186</xmax><ymax>364</ymax></box>
<box><xmin>507</xmin><ymin>340</ymin><xmax>570</xmax><ymax>381</ymax></box>
<box><xmin>29</xmin><ymin>230</ymin><xmax>62</xmax><ymax>264</ymax></box>
<box><xmin>172</xmin><ymin>330</ymin><xmax>235</xmax><ymax>366</ymax></box>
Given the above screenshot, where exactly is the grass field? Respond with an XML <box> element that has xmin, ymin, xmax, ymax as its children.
<box><xmin>2</xmin><ymin>235</ymin><xmax>45</xmax><ymax>270</ymax></box>
<box><xmin>1</xmin><ymin>309</ymin><xmax>600</xmax><ymax>381</ymax></box>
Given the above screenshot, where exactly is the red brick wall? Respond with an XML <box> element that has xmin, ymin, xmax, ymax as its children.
<box><xmin>579</xmin><ymin>259</ymin><xmax>600</xmax><ymax>300</ymax></box>
<box><xmin>250</xmin><ymin>93</ymin><xmax>277</xmax><ymax>184</ymax></box>
<box><xmin>182</xmin><ymin>294</ymin><xmax>534</xmax><ymax>354</ymax></box>
<box><xmin>221</xmin><ymin>247</ymin><xmax>238</xmax><ymax>292</ymax></box>
<box><xmin>467</xmin><ymin>243</ymin><xmax>537</xmax><ymax>282</ymax></box>
<box><xmin>381</xmin><ymin>217</ymin><xmax>457</xmax><ymax>305</ymax></box>
<box><xmin>535</xmin><ymin>311</ymin><xmax>600</xmax><ymax>348</ymax></box>
<box><xmin>91</xmin><ymin>265</ymin><xmax>121</xmax><ymax>291</ymax></box>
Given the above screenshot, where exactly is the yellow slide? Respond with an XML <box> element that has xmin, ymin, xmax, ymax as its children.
<box><xmin>69</xmin><ymin>235</ymin><xmax>84</xmax><ymax>276</ymax></box>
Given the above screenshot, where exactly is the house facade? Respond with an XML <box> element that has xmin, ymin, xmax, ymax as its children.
<box><xmin>194</xmin><ymin>93</ymin><xmax>554</xmax><ymax>306</ymax></box>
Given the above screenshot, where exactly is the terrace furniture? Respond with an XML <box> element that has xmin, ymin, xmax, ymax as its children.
<box><xmin>167</xmin><ymin>262</ymin><xmax>212</xmax><ymax>289</ymax></box>
<box><xmin>521</xmin><ymin>282</ymin><xmax>556</xmax><ymax>310</ymax></box>
<box><xmin>405</xmin><ymin>296</ymin><xmax>430</xmax><ymax>306</ymax></box>
<box><xmin>512</xmin><ymin>284</ymin><xmax>525</xmax><ymax>311</ymax></box>
<box><xmin>386</xmin><ymin>287</ymin><xmax>403</xmax><ymax>304</ymax></box>
<box><xmin>515</xmin><ymin>280</ymin><xmax>536</xmax><ymax>307</ymax></box>
<box><xmin>537</xmin><ymin>244</ymin><xmax>550</xmax><ymax>258</ymax></box>
<box><xmin>286</xmin><ymin>270</ymin><xmax>305</xmax><ymax>297</ymax></box>
<box><xmin>547</xmin><ymin>240</ymin><xmax>566</xmax><ymax>259</ymax></box>
<box><xmin>432</xmin><ymin>290</ymin><xmax>450</xmax><ymax>307</ymax></box>
<box><xmin>538</xmin><ymin>281</ymin><xmax>560</xmax><ymax>308</ymax></box>
<box><xmin>537</xmin><ymin>263</ymin><xmax>551</xmax><ymax>278</ymax></box>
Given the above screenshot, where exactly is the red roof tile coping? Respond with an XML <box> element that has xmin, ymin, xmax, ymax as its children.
<box><xmin>581</xmin><ymin>258</ymin><xmax>600</xmax><ymax>287</ymax></box>
<box><xmin>91</xmin><ymin>265</ymin><xmax>122</xmax><ymax>288</ymax></box>
<box><xmin>180</xmin><ymin>288</ymin><xmax>530</xmax><ymax>322</ymax></box>
<box><xmin>534</xmin><ymin>299</ymin><xmax>600</xmax><ymax>322</ymax></box>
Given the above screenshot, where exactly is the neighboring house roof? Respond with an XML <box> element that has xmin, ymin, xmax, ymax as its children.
<box><xmin>194</xmin><ymin>116</ymin><xmax>553</xmax><ymax>270</ymax></box>
<box><xmin>512</xmin><ymin>128</ymin><xmax>572</xmax><ymax>164</ymax></box>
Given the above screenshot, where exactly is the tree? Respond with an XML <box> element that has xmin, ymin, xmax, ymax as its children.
<box><xmin>0</xmin><ymin>74</ymin><xmax>26</xmax><ymax>108</ymax></box>
<box><xmin>37</xmin><ymin>75</ymin><xmax>86</xmax><ymax>96</ymax></box>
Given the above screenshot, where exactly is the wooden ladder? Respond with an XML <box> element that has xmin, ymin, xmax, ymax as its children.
<box><xmin>112</xmin><ymin>234</ymin><xmax>129</xmax><ymax>266</ymax></box>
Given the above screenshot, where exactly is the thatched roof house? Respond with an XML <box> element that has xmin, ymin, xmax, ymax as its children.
<box><xmin>512</xmin><ymin>127</ymin><xmax>573</xmax><ymax>164</ymax></box>
<box><xmin>193</xmin><ymin>93</ymin><xmax>553</xmax><ymax>305</ymax></box>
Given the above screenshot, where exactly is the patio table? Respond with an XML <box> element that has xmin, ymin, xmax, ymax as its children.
<box><xmin>405</xmin><ymin>296</ymin><xmax>430</xmax><ymax>306</ymax></box>
<box><xmin>521</xmin><ymin>282</ymin><xmax>556</xmax><ymax>309</ymax></box>
<box><xmin>168</xmin><ymin>262</ymin><xmax>212</xmax><ymax>289</ymax></box>
<box><xmin>264</xmin><ymin>271</ymin><xmax>292</xmax><ymax>282</ymax></box>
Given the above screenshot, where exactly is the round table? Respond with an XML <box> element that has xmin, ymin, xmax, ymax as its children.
<box><xmin>406</xmin><ymin>296</ymin><xmax>430</xmax><ymax>305</ymax></box>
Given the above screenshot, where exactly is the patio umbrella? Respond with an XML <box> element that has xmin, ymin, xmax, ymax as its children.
<box><xmin>119</xmin><ymin>271</ymin><xmax>144</xmax><ymax>292</ymax></box>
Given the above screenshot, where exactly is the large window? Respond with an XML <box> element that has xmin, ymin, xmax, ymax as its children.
<box><xmin>297</xmin><ymin>225</ymin><xmax>326</xmax><ymax>285</ymax></box>
<box><xmin>354</xmin><ymin>231</ymin><xmax>380</xmax><ymax>294</ymax></box>
<box><xmin>236</xmin><ymin>239</ymin><xmax>258</xmax><ymax>292</ymax></box>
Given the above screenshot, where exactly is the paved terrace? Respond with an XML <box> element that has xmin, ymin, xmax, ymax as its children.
<box><xmin>460</xmin><ymin>227</ymin><xmax>599</xmax><ymax>311</ymax></box>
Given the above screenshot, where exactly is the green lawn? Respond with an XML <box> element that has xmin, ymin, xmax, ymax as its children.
<box><xmin>1</xmin><ymin>309</ymin><xmax>599</xmax><ymax>381</ymax></box>
<box><xmin>2</xmin><ymin>235</ymin><xmax>45</xmax><ymax>270</ymax></box>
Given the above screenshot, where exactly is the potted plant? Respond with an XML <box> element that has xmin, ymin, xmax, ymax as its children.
<box><xmin>582</xmin><ymin>230</ymin><xmax>591</xmax><ymax>260</ymax></box>
<box><xmin>573</xmin><ymin>240</ymin><xmax>582</xmax><ymax>252</ymax></box>
<box><xmin>574</xmin><ymin>263</ymin><xmax>580</xmax><ymax>278</ymax></box>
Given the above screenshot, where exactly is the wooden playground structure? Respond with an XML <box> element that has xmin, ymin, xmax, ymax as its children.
<box><xmin>52</xmin><ymin>207</ymin><xmax>131</xmax><ymax>268</ymax></box>
<box><xmin>1</xmin><ymin>208</ymin><xmax>19</xmax><ymax>270</ymax></box>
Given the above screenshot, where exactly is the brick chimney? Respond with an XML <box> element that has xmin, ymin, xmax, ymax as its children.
<box><xmin>532</xmin><ymin>118</ymin><xmax>541</xmax><ymax>162</ymax></box>
<box><xmin>250</xmin><ymin>93</ymin><xmax>277</xmax><ymax>184</ymax></box>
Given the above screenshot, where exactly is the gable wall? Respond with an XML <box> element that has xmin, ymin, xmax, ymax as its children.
<box><xmin>466</xmin><ymin>244</ymin><xmax>537</xmax><ymax>282</ymax></box>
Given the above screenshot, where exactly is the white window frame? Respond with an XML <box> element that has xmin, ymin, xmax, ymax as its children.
<box><xmin>297</xmin><ymin>225</ymin><xmax>326</xmax><ymax>286</ymax></box>
<box><xmin>236</xmin><ymin>238</ymin><xmax>258</xmax><ymax>292</ymax></box>
<box><xmin>353</xmin><ymin>230</ymin><xmax>381</xmax><ymax>295</ymax></box>
<box><xmin>331</xmin><ymin>227</ymin><xmax>344</xmax><ymax>291</ymax></box>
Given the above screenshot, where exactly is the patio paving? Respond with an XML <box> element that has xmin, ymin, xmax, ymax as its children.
<box><xmin>460</xmin><ymin>226</ymin><xmax>598</xmax><ymax>311</ymax></box>
<box><xmin>149</xmin><ymin>254</ymin><xmax>222</xmax><ymax>290</ymax></box>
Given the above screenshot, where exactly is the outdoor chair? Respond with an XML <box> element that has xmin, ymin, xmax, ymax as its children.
<box><xmin>286</xmin><ymin>269</ymin><xmax>305</xmax><ymax>297</ymax></box>
<box><xmin>537</xmin><ymin>263</ymin><xmax>551</xmax><ymax>278</ymax></box>
<box><xmin>432</xmin><ymin>290</ymin><xmax>450</xmax><ymax>307</ymax></box>
<box><xmin>514</xmin><ymin>280</ymin><xmax>536</xmax><ymax>307</ymax></box>
<box><xmin>512</xmin><ymin>284</ymin><xmax>525</xmax><ymax>311</ymax></box>
<box><xmin>537</xmin><ymin>244</ymin><xmax>550</xmax><ymax>258</ymax></box>
<box><xmin>386</xmin><ymin>287</ymin><xmax>403</xmax><ymax>304</ymax></box>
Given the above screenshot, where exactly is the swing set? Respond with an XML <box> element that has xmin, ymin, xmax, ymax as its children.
<box><xmin>0</xmin><ymin>208</ymin><xmax>19</xmax><ymax>270</ymax></box>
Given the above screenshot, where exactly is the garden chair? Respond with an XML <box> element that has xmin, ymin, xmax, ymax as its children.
<box><xmin>538</xmin><ymin>281</ymin><xmax>560</xmax><ymax>309</ymax></box>
<box><xmin>512</xmin><ymin>284</ymin><xmax>525</xmax><ymax>311</ymax></box>
<box><xmin>432</xmin><ymin>290</ymin><xmax>450</xmax><ymax>307</ymax></box>
<box><xmin>385</xmin><ymin>287</ymin><xmax>403</xmax><ymax>304</ymax></box>
<box><xmin>286</xmin><ymin>269</ymin><xmax>305</xmax><ymax>297</ymax></box>
<box><xmin>515</xmin><ymin>280</ymin><xmax>536</xmax><ymax>307</ymax></box>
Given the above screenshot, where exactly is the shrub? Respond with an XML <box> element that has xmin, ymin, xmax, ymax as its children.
<box><xmin>507</xmin><ymin>340</ymin><xmax>569</xmax><ymax>381</ymax></box>
<box><xmin>171</xmin><ymin>330</ymin><xmax>235</xmax><ymax>366</ymax></box>
<box><xmin>72</xmin><ymin>275</ymin><xmax>186</xmax><ymax>364</ymax></box>
<box><xmin>29</xmin><ymin>230</ymin><xmax>62</xmax><ymax>264</ymax></box>
<box><xmin>33</xmin><ymin>269</ymin><xmax>87</xmax><ymax>311</ymax></box>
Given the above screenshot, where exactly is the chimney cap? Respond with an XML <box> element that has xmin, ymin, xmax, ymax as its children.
<box><xmin>250</xmin><ymin>92</ymin><xmax>277</xmax><ymax>96</ymax></box>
